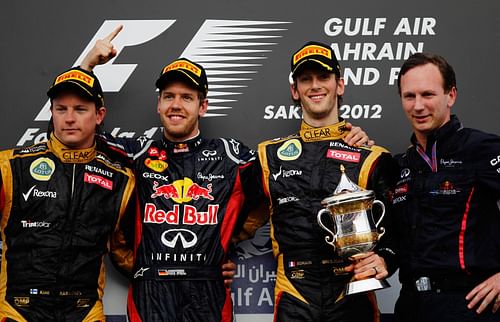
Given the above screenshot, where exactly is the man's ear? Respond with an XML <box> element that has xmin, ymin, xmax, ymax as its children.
<box><xmin>96</xmin><ymin>107</ymin><xmax>106</xmax><ymax>125</ymax></box>
<box><xmin>198</xmin><ymin>98</ymin><xmax>209</xmax><ymax>117</ymax></box>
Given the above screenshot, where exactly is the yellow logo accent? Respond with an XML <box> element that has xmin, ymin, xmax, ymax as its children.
<box><xmin>162</xmin><ymin>60</ymin><xmax>202</xmax><ymax>77</ymax></box>
<box><xmin>30</xmin><ymin>158</ymin><xmax>56</xmax><ymax>181</ymax></box>
<box><xmin>277</xmin><ymin>139</ymin><xmax>302</xmax><ymax>161</ymax></box>
<box><xmin>293</xmin><ymin>45</ymin><xmax>331</xmax><ymax>64</ymax></box>
<box><xmin>170</xmin><ymin>177</ymin><xmax>192</xmax><ymax>203</ymax></box>
<box><xmin>14</xmin><ymin>297</ymin><xmax>30</xmax><ymax>307</ymax></box>
<box><xmin>145</xmin><ymin>158</ymin><xmax>168</xmax><ymax>172</ymax></box>
<box><xmin>54</xmin><ymin>70</ymin><xmax>94</xmax><ymax>87</ymax></box>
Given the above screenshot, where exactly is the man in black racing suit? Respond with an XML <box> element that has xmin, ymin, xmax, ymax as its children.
<box><xmin>258</xmin><ymin>41</ymin><xmax>397</xmax><ymax>322</ymax></box>
<box><xmin>81</xmin><ymin>29</ymin><xmax>267</xmax><ymax>320</ymax></box>
<box><xmin>0</xmin><ymin>67</ymin><xmax>135</xmax><ymax>321</ymax></box>
<box><xmin>121</xmin><ymin>126</ymin><xmax>263</xmax><ymax>322</ymax></box>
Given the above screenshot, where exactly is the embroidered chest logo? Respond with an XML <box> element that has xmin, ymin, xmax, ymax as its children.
<box><xmin>277</xmin><ymin>139</ymin><xmax>302</xmax><ymax>161</ymax></box>
<box><xmin>30</xmin><ymin>158</ymin><xmax>55</xmax><ymax>181</ymax></box>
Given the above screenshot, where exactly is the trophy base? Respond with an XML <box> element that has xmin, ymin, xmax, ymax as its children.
<box><xmin>345</xmin><ymin>278</ymin><xmax>390</xmax><ymax>296</ymax></box>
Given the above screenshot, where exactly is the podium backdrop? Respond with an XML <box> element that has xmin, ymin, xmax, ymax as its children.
<box><xmin>2</xmin><ymin>1</ymin><xmax>499</xmax><ymax>320</ymax></box>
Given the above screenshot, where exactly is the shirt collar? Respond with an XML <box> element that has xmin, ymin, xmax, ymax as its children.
<box><xmin>299</xmin><ymin>119</ymin><xmax>348</xmax><ymax>142</ymax></box>
<box><xmin>47</xmin><ymin>133</ymin><xmax>96</xmax><ymax>164</ymax></box>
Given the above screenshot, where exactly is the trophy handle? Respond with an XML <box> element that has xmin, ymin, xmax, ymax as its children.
<box><xmin>317</xmin><ymin>208</ymin><xmax>337</xmax><ymax>250</ymax></box>
<box><xmin>372</xmin><ymin>200</ymin><xmax>386</xmax><ymax>238</ymax></box>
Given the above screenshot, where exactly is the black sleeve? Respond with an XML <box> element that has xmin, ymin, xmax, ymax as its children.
<box><xmin>232</xmin><ymin>155</ymin><xmax>270</xmax><ymax>243</ymax></box>
<box><xmin>108</xmin><ymin>191</ymin><xmax>137</xmax><ymax>280</ymax></box>
<box><xmin>368</xmin><ymin>152</ymin><xmax>400</xmax><ymax>276</ymax></box>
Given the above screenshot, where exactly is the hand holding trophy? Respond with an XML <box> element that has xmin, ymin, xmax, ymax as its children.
<box><xmin>317</xmin><ymin>165</ymin><xmax>390</xmax><ymax>295</ymax></box>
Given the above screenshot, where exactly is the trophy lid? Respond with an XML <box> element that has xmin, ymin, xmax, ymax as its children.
<box><xmin>321</xmin><ymin>165</ymin><xmax>375</xmax><ymax>206</ymax></box>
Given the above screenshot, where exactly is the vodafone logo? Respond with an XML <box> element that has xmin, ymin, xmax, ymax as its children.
<box><xmin>326</xmin><ymin>149</ymin><xmax>361</xmax><ymax>163</ymax></box>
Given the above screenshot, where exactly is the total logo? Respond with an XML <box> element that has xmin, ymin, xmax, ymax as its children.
<box><xmin>326</xmin><ymin>149</ymin><xmax>360</xmax><ymax>163</ymax></box>
<box><xmin>84</xmin><ymin>173</ymin><xmax>113</xmax><ymax>190</ymax></box>
<box><xmin>150</xmin><ymin>178</ymin><xmax>214</xmax><ymax>203</ymax></box>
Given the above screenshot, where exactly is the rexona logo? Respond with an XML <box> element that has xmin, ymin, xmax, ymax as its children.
<box><xmin>18</xmin><ymin>19</ymin><xmax>290</xmax><ymax>147</ymax></box>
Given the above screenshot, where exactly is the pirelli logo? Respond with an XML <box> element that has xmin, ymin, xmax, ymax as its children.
<box><xmin>293</xmin><ymin>45</ymin><xmax>331</xmax><ymax>64</ymax></box>
<box><xmin>54</xmin><ymin>70</ymin><xmax>95</xmax><ymax>87</ymax></box>
<box><xmin>162</xmin><ymin>60</ymin><xmax>201</xmax><ymax>77</ymax></box>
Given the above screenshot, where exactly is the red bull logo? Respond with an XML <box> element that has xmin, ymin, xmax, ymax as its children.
<box><xmin>151</xmin><ymin>181</ymin><xmax>180</xmax><ymax>199</ymax></box>
<box><xmin>186</xmin><ymin>183</ymin><xmax>214</xmax><ymax>200</ymax></box>
<box><xmin>143</xmin><ymin>203</ymin><xmax>219</xmax><ymax>225</ymax></box>
<box><xmin>150</xmin><ymin>178</ymin><xmax>215</xmax><ymax>203</ymax></box>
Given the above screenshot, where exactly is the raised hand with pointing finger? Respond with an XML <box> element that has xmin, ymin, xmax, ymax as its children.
<box><xmin>81</xmin><ymin>24</ymin><xmax>123</xmax><ymax>71</ymax></box>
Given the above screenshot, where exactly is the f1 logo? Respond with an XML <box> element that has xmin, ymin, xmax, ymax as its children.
<box><xmin>36</xmin><ymin>20</ymin><xmax>175</xmax><ymax>121</ymax></box>
<box><xmin>36</xmin><ymin>19</ymin><xmax>290</xmax><ymax>121</ymax></box>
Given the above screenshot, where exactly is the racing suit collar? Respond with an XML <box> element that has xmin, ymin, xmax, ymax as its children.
<box><xmin>161</xmin><ymin>133</ymin><xmax>204</xmax><ymax>154</ymax></box>
<box><xmin>47</xmin><ymin>133</ymin><xmax>96</xmax><ymax>164</ymax></box>
<box><xmin>299</xmin><ymin>119</ymin><xmax>348</xmax><ymax>142</ymax></box>
<box><xmin>410</xmin><ymin>115</ymin><xmax>463</xmax><ymax>150</ymax></box>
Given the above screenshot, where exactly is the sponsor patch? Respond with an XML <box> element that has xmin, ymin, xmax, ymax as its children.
<box><xmin>197</xmin><ymin>172</ymin><xmax>224</xmax><ymax>182</ymax></box>
<box><xmin>394</xmin><ymin>183</ymin><xmax>408</xmax><ymax>195</ymax></box>
<box><xmin>290</xmin><ymin>269</ymin><xmax>305</xmax><ymax>280</ymax></box>
<box><xmin>145</xmin><ymin>158</ymin><xmax>168</xmax><ymax>172</ymax></box>
<box><xmin>277</xmin><ymin>139</ymin><xmax>302</xmax><ymax>161</ymax></box>
<box><xmin>429</xmin><ymin>180</ymin><xmax>461</xmax><ymax>196</ymax></box>
<box><xmin>440</xmin><ymin>158</ymin><xmax>463</xmax><ymax>168</ymax></box>
<box><xmin>143</xmin><ymin>203</ymin><xmax>219</xmax><ymax>225</ymax></box>
<box><xmin>84</xmin><ymin>173</ymin><xmax>113</xmax><ymax>190</ymax></box>
<box><xmin>21</xmin><ymin>220</ymin><xmax>51</xmax><ymax>228</ymax></box>
<box><xmin>173</xmin><ymin>143</ymin><xmax>189</xmax><ymax>153</ymax></box>
<box><xmin>134</xmin><ymin>267</ymin><xmax>150</xmax><ymax>279</ymax></box>
<box><xmin>54</xmin><ymin>70</ymin><xmax>95</xmax><ymax>87</ymax></box>
<box><xmin>326</xmin><ymin>149</ymin><xmax>360</xmax><ymax>163</ymax></box>
<box><xmin>30</xmin><ymin>157</ymin><xmax>55</xmax><ymax>181</ymax></box>
<box><xmin>148</xmin><ymin>147</ymin><xmax>167</xmax><ymax>160</ymax></box>
<box><xmin>14</xmin><ymin>297</ymin><xmax>30</xmax><ymax>307</ymax></box>
<box><xmin>277</xmin><ymin>196</ymin><xmax>300</xmax><ymax>204</ymax></box>
<box><xmin>161</xmin><ymin>229</ymin><xmax>198</xmax><ymax>248</ymax></box>
<box><xmin>333</xmin><ymin>267</ymin><xmax>348</xmax><ymax>275</ymax></box>
<box><xmin>490</xmin><ymin>155</ymin><xmax>500</xmax><ymax>167</ymax></box>
<box><xmin>162</xmin><ymin>60</ymin><xmax>202</xmax><ymax>77</ymax></box>
<box><xmin>293</xmin><ymin>44</ymin><xmax>331</xmax><ymax>64</ymax></box>
<box><xmin>151</xmin><ymin>181</ymin><xmax>180</xmax><ymax>199</ymax></box>
<box><xmin>76</xmin><ymin>299</ymin><xmax>92</xmax><ymax>308</ymax></box>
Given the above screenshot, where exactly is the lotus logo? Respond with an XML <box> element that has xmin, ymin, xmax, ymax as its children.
<box><xmin>161</xmin><ymin>229</ymin><xmax>198</xmax><ymax>248</ymax></box>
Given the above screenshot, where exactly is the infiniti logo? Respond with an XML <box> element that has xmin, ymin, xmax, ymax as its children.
<box><xmin>161</xmin><ymin>229</ymin><xmax>198</xmax><ymax>249</ymax></box>
<box><xmin>202</xmin><ymin>150</ymin><xmax>217</xmax><ymax>157</ymax></box>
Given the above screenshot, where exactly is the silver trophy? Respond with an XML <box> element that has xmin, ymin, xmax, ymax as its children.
<box><xmin>317</xmin><ymin>165</ymin><xmax>390</xmax><ymax>295</ymax></box>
